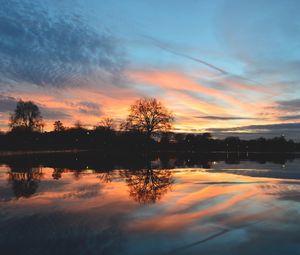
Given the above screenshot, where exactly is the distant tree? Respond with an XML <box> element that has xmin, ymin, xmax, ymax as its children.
<box><xmin>185</xmin><ymin>134</ymin><xmax>195</xmax><ymax>143</ymax></box>
<box><xmin>74</xmin><ymin>120</ymin><xmax>84</xmax><ymax>129</ymax></box>
<box><xmin>122</xmin><ymin>98</ymin><xmax>174</xmax><ymax>138</ymax></box>
<box><xmin>224</xmin><ymin>136</ymin><xmax>241</xmax><ymax>151</ymax></box>
<box><xmin>96</xmin><ymin>117</ymin><xmax>116</xmax><ymax>131</ymax></box>
<box><xmin>9</xmin><ymin>100</ymin><xmax>44</xmax><ymax>132</ymax></box>
<box><xmin>53</xmin><ymin>120</ymin><xmax>65</xmax><ymax>132</ymax></box>
<box><xmin>225</xmin><ymin>136</ymin><xmax>240</xmax><ymax>145</ymax></box>
<box><xmin>174</xmin><ymin>133</ymin><xmax>185</xmax><ymax>143</ymax></box>
<box><xmin>160</xmin><ymin>132</ymin><xmax>172</xmax><ymax>144</ymax></box>
<box><xmin>202</xmin><ymin>132</ymin><xmax>212</xmax><ymax>140</ymax></box>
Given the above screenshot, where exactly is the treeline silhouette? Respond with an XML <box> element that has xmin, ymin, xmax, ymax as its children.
<box><xmin>0</xmin><ymin>128</ymin><xmax>299</xmax><ymax>152</ymax></box>
<box><xmin>1</xmin><ymin>151</ymin><xmax>297</xmax><ymax>171</ymax></box>
<box><xmin>1</xmin><ymin>98</ymin><xmax>299</xmax><ymax>152</ymax></box>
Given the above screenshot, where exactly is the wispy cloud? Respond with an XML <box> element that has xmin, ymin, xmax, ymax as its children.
<box><xmin>129</xmin><ymin>69</ymin><xmax>263</xmax><ymax>113</ymax></box>
<box><xmin>276</xmin><ymin>99</ymin><xmax>300</xmax><ymax>112</ymax></box>
<box><xmin>208</xmin><ymin>123</ymin><xmax>300</xmax><ymax>132</ymax></box>
<box><xmin>217</xmin><ymin>0</ymin><xmax>300</xmax><ymax>89</ymax></box>
<box><xmin>0</xmin><ymin>94</ymin><xmax>70</xmax><ymax>120</ymax></box>
<box><xmin>0</xmin><ymin>0</ymin><xmax>125</xmax><ymax>88</ymax></box>
<box><xmin>67</xmin><ymin>101</ymin><xmax>103</xmax><ymax>117</ymax></box>
<box><xmin>0</xmin><ymin>95</ymin><xmax>18</xmax><ymax>112</ymax></box>
<box><xmin>196</xmin><ymin>115</ymin><xmax>264</xmax><ymax>121</ymax></box>
<box><xmin>277</xmin><ymin>115</ymin><xmax>300</xmax><ymax>121</ymax></box>
<box><xmin>141</xmin><ymin>35</ymin><xmax>227</xmax><ymax>74</ymax></box>
<box><xmin>141</xmin><ymin>35</ymin><xmax>264</xmax><ymax>86</ymax></box>
<box><xmin>206</xmin><ymin>123</ymin><xmax>300</xmax><ymax>140</ymax></box>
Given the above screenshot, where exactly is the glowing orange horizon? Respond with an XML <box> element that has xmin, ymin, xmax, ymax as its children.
<box><xmin>0</xmin><ymin>68</ymin><xmax>295</xmax><ymax>134</ymax></box>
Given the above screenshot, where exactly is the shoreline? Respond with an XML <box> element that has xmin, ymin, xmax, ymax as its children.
<box><xmin>0</xmin><ymin>149</ymin><xmax>86</xmax><ymax>157</ymax></box>
<box><xmin>0</xmin><ymin>149</ymin><xmax>300</xmax><ymax>157</ymax></box>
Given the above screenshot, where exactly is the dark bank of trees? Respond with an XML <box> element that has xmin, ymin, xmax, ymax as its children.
<box><xmin>0</xmin><ymin>98</ymin><xmax>300</xmax><ymax>153</ymax></box>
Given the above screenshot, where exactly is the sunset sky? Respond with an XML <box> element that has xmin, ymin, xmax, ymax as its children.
<box><xmin>0</xmin><ymin>0</ymin><xmax>300</xmax><ymax>139</ymax></box>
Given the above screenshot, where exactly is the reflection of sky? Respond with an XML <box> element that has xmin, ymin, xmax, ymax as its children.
<box><xmin>1</xmin><ymin>164</ymin><xmax>300</xmax><ymax>254</ymax></box>
<box><xmin>0</xmin><ymin>0</ymin><xmax>300</xmax><ymax>138</ymax></box>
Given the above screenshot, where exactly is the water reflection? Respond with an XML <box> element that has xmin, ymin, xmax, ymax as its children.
<box><xmin>122</xmin><ymin>168</ymin><xmax>174</xmax><ymax>204</ymax></box>
<box><xmin>52</xmin><ymin>167</ymin><xmax>65</xmax><ymax>180</ymax></box>
<box><xmin>1</xmin><ymin>152</ymin><xmax>300</xmax><ymax>201</ymax></box>
<box><xmin>5</xmin><ymin>165</ymin><xmax>174</xmax><ymax>204</ymax></box>
<box><xmin>1</xmin><ymin>152</ymin><xmax>300</xmax><ymax>255</ymax></box>
<box><xmin>8</xmin><ymin>167</ymin><xmax>42</xmax><ymax>198</ymax></box>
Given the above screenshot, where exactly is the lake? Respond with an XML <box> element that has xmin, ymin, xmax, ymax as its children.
<box><xmin>0</xmin><ymin>152</ymin><xmax>300</xmax><ymax>255</ymax></box>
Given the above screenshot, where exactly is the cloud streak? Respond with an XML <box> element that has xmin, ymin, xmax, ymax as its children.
<box><xmin>142</xmin><ymin>35</ymin><xmax>264</xmax><ymax>86</ymax></box>
<box><xmin>207</xmin><ymin>123</ymin><xmax>300</xmax><ymax>139</ymax></box>
<box><xmin>129</xmin><ymin>69</ymin><xmax>261</xmax><ymax>113</ymax></box>
<box><xmin>0</xmin><ymin>94</ymin><xmax>70</xmax><ymax>121</ymax></box>
<box><xmin>276</xmin><ymin>99</ymin><xmax>300</xmax><ymax>112</ymax></box>
<box><xmin>278</xmin><ymin>115</ymin><xmax>300</xmax><ymax>121</ymax></box>
<box><xmin>196</xmin><ymin>115</ymin><xmax>264</xmax><ymax>121</ymax></box>
<box><xmin>142</xmin><ymin>35</ymin><xmax>227</xmax><ymax>74</ymax></box>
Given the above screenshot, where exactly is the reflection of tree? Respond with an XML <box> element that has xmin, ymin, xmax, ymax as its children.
<box><xmin>8</xmin><ymin>167</ymin><xmax>43</xmax><ymax>198</ymax></box>
<box><xmin>98</xmin><ymin>171</ymin><xmax>115</xmax><ymax>183</ymax></box>
<box><xmin>73</xmin><ymin>170</ymin><xmax>82</xmax><ymax>180</ymax></box>
<box><xmin>52</xmin><ymin>168</ymin><xmax>65</xmax><ymax>180</ymax></box>
<box><xmin>123</xmin><ymin>168</ymin><xmax>174</xmax><ymax>204</ymax></box>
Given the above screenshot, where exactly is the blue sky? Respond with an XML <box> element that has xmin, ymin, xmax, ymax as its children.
<box><xmin>0</xmin><ymin>0</ymin><xmax>300</xmax><ymax>139</ymax></box>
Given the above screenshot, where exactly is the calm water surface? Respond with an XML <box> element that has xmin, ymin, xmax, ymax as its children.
<box><xmin>0</xmin><ymin>153</ymin><xmax>300</xmax><ymax>255</ymax></box>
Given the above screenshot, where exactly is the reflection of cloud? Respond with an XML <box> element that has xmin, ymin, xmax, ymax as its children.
<box><xmin>62</xmin><ymin>184</ymin><xmax>100</xmax><ymax>199</ymax></box>
<box><xmin>2</xmin><ymin>166</ymin><xmax>300</xmax><ymax>254</ymax></box>
<box><xmin>259</xmin><ymin>182</ymin><xmax>300</xmax><ymax>202</ymax></box>
<box><xmin>0</xmin><ymin>0</ymin><xmax>125</xmax><ymax>88</ymax></box>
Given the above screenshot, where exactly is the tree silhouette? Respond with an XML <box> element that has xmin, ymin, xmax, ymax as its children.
<box><xmin>9</xmin><ymin>100</ymin><xmax>44</xmax><ymax>132</ymax></box>
<box><xmin>53</xmin><ymin>120</ymin><xmax>65</xmax><ymax>132</ymax></box>
<box><xmin>74</xmin><ymin>120</ymin><xmax>84</xmax><ymax>129</ymax></box>
<box><xmin>100</xmin><ymin>117</ymin><xmax>116</xmax><ymax>130</ymax></box>
<box><xmin>122</xmin><ymin>98</ymin><xmax>174</xmax><ymax>138</ymax></box>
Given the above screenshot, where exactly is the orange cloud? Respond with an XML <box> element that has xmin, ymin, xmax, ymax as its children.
<box><xmin>129</xmin><ymin>69</ymin><xmax>259</xmax><ymax>112</ymax></box>
<box><xmin>0</xmin><ymin>68</ymin><xmax>284</xmax><ymax>132</ymax></box>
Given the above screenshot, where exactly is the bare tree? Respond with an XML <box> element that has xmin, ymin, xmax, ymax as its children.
<box><xmin>9</xmin><ymin>100</ymin><xmax>44</xmax><ymax>132</ymax></box>
<box><xmin>74</xmin><ymin>120</ymin><xmax>84</xmax><ymax>129</ymax></box>
<box><xmin>97</xmin><ymin>117</ymin><xmax>116</xmax><ymax>131</ymax></box>
<box><xmin>122</xmin><ymin>98</ymin><xmax>174</xmax><ymax>138</ymax></box>
<box><xmin>53</xmin><ymin>120</ymin><xmax>65</xmax><ymax>132</ymax></box>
